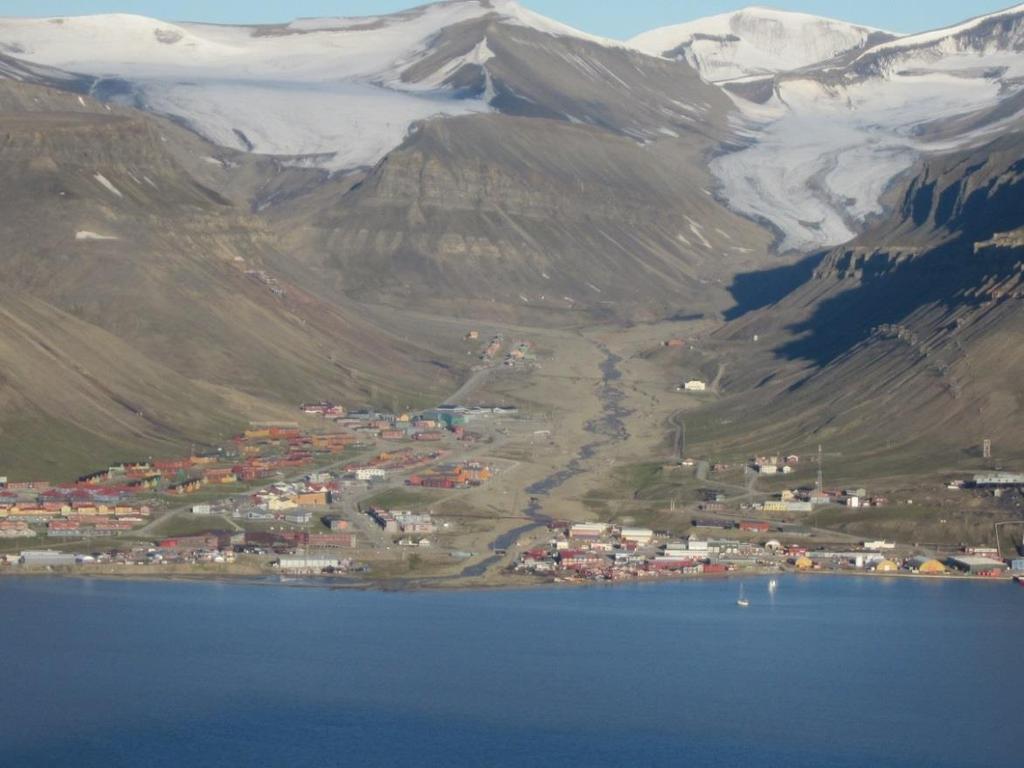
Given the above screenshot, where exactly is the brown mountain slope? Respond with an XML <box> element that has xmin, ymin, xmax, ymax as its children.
<box><xmin>262</xmin><ymin>16</ymin><xmax>774</xmax><ymax>323</ymax></box>
<box><xmin>0</xmin><ymin>80</ymin><xmax>455</xmax><ymax>479</ymax></box>
<box><xmin>273</xmin><ymin>114</ymin><xmax>773</xmax><ymax>323</ymax></box>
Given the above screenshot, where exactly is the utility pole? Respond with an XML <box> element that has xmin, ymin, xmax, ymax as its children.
<box><xmin>816</xmin><ymin>444</ymin><xmax>824</xmax><ymax>495</ymax></box>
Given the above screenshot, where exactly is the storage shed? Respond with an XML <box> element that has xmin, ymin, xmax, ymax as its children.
<box><xmin>908</xmin><ymin>556</ymin><xmax>946</xmax><ymax>574</ymax></box>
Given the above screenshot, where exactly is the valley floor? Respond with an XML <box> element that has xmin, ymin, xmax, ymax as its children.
<box><xmin>6</xmin><ymin>306</ymin><xmax>1021</xmax><ymax>587</ymax></box>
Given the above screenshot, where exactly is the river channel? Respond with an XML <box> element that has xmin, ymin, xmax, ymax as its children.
<box><xmin>460</xmin><ymin>343</ymin><xmax>633</xmax><ymax>577</ymax></box>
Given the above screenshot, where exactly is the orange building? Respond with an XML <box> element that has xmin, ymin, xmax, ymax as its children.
<box><xmin>297</xmin><ymin>491</ymin><xmax>329</xmax><ymax>507</ymax></box>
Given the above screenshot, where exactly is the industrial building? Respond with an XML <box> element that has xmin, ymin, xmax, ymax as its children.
<box><xmin>946</xmin><ymin>556</ymin><xmax>1008</xmax><ymax>575</ymax></box>
<box><xmin>907</xmin><ymin>556</ymin><xmax>947</xmax><ymax>574</ymax></box>
<box><xmin>18</xmin><ymin>550</ymin><xmax>77</xmax><ymax>567</ymax></box>
<box><xmin>569</xmin><ymin>523</ymin><xmax>608</xmax><ymax>540</ymax></box>
<box><xmin>276</xmin><ymin>555</ymin><xmax>342</xmax><ymax>572</ymax></box>
<box><xmin>619</xmin><ymin>527</ymin><xmax>655</xmax><ymax>545</ymax></box>
<box><xmin>972</xmin><ymin>472</ymin><xmax>1024</xmax><ymax>487</ymax></box>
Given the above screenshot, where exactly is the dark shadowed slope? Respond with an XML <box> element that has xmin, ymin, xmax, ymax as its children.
<box><xmin>701</xmin><ymin>132</ymin><xmax>1024</xmax><ymax>466</ymax></box>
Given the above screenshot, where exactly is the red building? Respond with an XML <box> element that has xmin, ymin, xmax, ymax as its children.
<box><xmin>308</xmin><ymin>533</ymin><xmax>356</xmax><ymax>548</ymax></box>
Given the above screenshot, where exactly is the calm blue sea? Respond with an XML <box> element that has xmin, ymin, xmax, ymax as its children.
<box><xmin>0</xmin><ymin>575</ymin><xmax>1020</xmax><ymax>767</ymax></box>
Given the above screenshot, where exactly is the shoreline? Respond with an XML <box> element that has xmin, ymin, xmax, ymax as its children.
<box><xmin>2</xmin><ymin>563</ymin><xmax>1018</xmax><ymax>592</ymax></box>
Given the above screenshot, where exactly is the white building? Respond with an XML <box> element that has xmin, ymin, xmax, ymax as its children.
<box><xmin>191</xmin><ymin>504</ymin><xmax>213</xmax><ymax>516</ymax></box>
<box><xmin>570</xmin><ymin>523</ymin><xmax>608</xmax><ymax>539</ymax></box>
<box><xmin>973</xmin><ymin>472</ymin><xmax>1024</xmax><ymax>486</ymax></box>
<box><xmin>683</xmin><ymin>380</ymin><xmax>707</xmax><ymax>392</ymax></box>
<box><xmin>276</xmin><ymin>555</ymin><xmax>341</xmax><ymax>571</ymax></box>
<box><xmin>19</xmin><ymin>550</ymin><xmax>77</xmax><ymax>567</ymax></box>
<box><xmin>620</xmin><ymin>527</ymin><xmax>655</xmax><ymax>545</ymax></box>
<box><xmin>355</xmin><ymin>467</ymin><xmax>386</xmax><ymax>481</ymax></box>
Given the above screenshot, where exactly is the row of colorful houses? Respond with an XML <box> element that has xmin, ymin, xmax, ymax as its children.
<box><xmin>406</xmin><ymin>461</ymin><xmax>492</xmax><ymax>489</ymax></box>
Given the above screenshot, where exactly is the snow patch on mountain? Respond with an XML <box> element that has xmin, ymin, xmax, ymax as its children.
<box><xmin>0</xmin><ymin>4</ymin><xmax>495</xmax><ymax>170</ymax></box>
<box><xmin>141</xmin><ymin>80</ymin><xmax>488</xmax><ymax>167</ymax></box>
<box><xmin>490</xmin><ymin>0</ymin><xmax>630</xmax><ymax>50</ymax></box>
<box><xmin>630</xmin><ymin>6</ymin><xmax>890</xmax><ymax>83</ymax></box>
<box><xmin>855</xmin><ymin>3</ymin><xmax>1024</xmax><ymax>60</ymax></box>
<box><xmin>710</xmin><ymin>6</ymin><xmax>1024</xmax><ymax>252</ymax></box>
<box><xmin>93</xmin><ymin>172</ymin><xmax>123</xmax><ymax>198</ymax></box>
<box><xmin>0</xmin><ymin>2</ymin><xmax>635</xmax><ymax>171</ymax></box>
<box><xmin>75</xmin><ymin>230</ymin><xmax>119</xmax><ymax>241</ymax></box>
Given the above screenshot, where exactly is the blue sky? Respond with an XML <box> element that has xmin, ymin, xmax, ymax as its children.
<box><xmin>0</xmin><ymin>1</ymin><xmax>1013</xmax><ymax>37</ymax></box>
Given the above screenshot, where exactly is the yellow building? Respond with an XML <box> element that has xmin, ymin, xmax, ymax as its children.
<box><xmin>874</xmin><ymin>560</ymin><xmax>899</xmax><ymax>573</ymax></box>
<box><xmin>794</xmin><ymin>556</ymin><xmax>814</xmax><ymax>570</ymax></box>
<box><xmin>917</xmin><ymin>559</ymin><xmax>946</xmax><ymax>574</ymax></box>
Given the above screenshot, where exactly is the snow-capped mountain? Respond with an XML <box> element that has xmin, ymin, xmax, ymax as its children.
<box><xmin>629</xmin><ymin>6</ymin><xmax>894</xmax><ymax>83</ymax></box>
<box><xmin>1</xmin><ymin>0</ymin><xmax>1021</xmax><ymax>258</ymax></box>
<box><xmin>0</xmin><ymin>0</ymin><xmax>640</xmax><ymax>171</ymax></box>
<box><xmin>709</xmin><ymin>3</ymin><xmax>1024</xmax><ymax>252</ymax></box>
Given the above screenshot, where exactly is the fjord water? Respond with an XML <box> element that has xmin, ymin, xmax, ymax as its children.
<box><xmin>1</xmin><ymin>576</ymin><xmax>1019</xmax><ymax>767</ymax></box>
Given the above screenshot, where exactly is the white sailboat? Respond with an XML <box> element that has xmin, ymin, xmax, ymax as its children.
<box><xmin>737</xmin><ymin>583</ymin><xmax>750</xmax><ymax>607</ymax></box>
<box><xmin>768</xmin><ymin>578</ymin><xmax>778</xmax><ymax>593</ymax></box>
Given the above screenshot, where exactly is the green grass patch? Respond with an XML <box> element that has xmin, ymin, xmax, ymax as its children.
<box><xmin>811</xmin><ymin>504</ymin><xmax>936</xmax><ymax>528</ymax></box>
<box><xmin>362</xmin><ymin>488</ymin><xmax>443</xmax><ymax>510</ymax></box>
<box><xmin>614</xmin><ymin>462</ymin><xmax>664</xmax><ymax>489</ymax></box>
<box><xmin>149</xmin><ymin>512</ymin><xmax>236</xmax><ymax>537</ymax></box>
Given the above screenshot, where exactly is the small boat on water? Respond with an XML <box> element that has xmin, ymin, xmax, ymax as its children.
<box><xmin>737</xmin><ymin>583</ymin><xmax>750</xmax><ymax>607</ymax></box>
<box><xmin>768</xmin><ymin>578</ymin><xmax>778</xmax><ymax>593</ymax></box>
<box><xmin>1015</xmin><ymin>574</ymin><xmax>1024</xmax><ymax>586</ymax></box>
